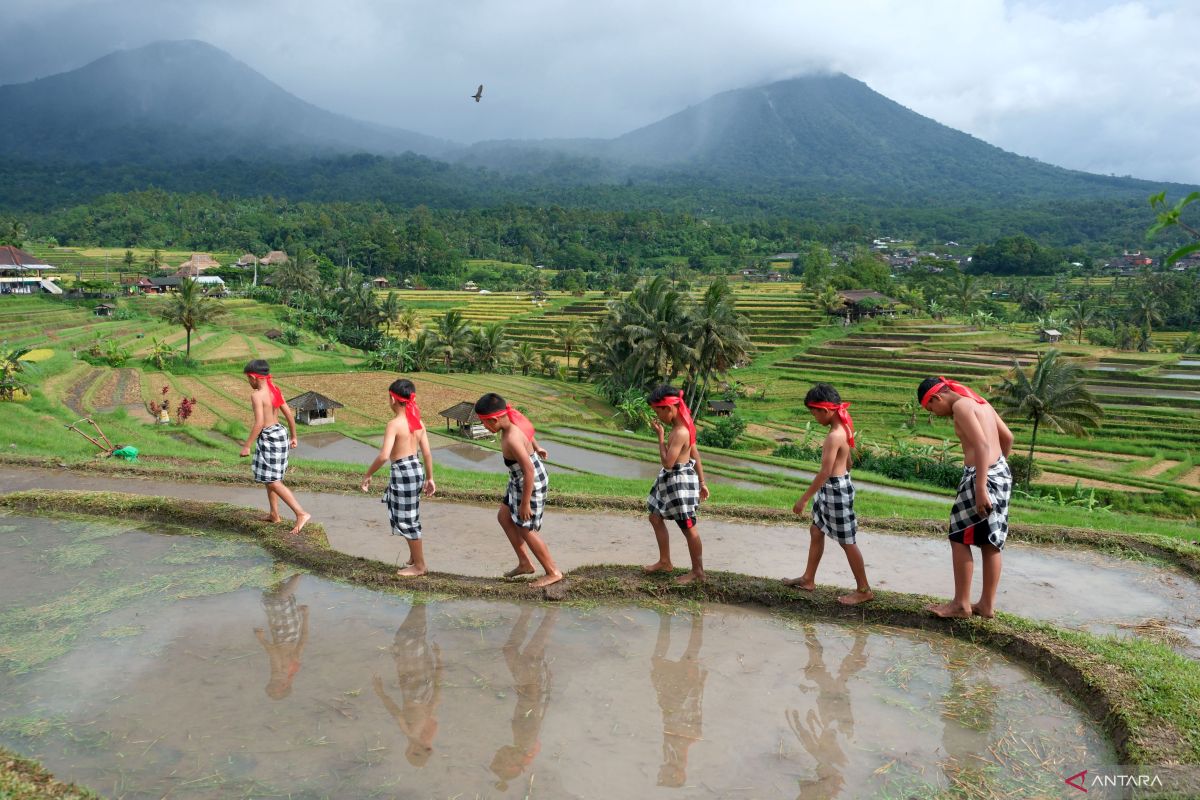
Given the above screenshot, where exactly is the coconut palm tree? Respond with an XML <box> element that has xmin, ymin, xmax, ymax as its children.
<box><xmin>993</xmin><ymin>348</ymin><xmax>1103</xmax><ymax>481</ymax></box>
<box><xmin>685</xmin><ymin>277</ymin><xmax>753</xmax><ymax>412</ymax></box>
<box><xmin>410</xmin><ymin>332</ymin><xmax>437</xmax><ymax>372</ymax></box>
<box><xmin>950</xmin><ymin>273</ymin><xmax>982</xmax><ymax>317</ymax></box>
<box><xmin>1064</xmin><ymin>302</ymin><xmax>1095</xmax><ymax>344</ymax></box>
<box><xmin>554</xmin><ymin>319</ymin><xmax>587</xmax><ymax>372</ymax></box>
<box><xmin>394</xmin><ymin>308</ymin><xmax>422</xmax><ymax>340</ymax></box>
<box><xmin>432</xmin><ymin>310</ymin><xmax>473</xmax><ymax>371</ymax></box>
<box><xmin>513</xmin><ymin>342</ymin><xmax>538</xmax><ymax>377</ymax></box>
<box><xmin>158</xmin><ymin>277</ymin><xmax>225</xmax><ymax>358</ymax></box>
<box><xmin>470</xmin><ymin>322</ymin><xmax>514</xmax><ymax>373</ymax></box>
<box><xmin>1129</xmin><ymin>293</ymin><xmax>1164</xmax><ymax>342</ymax></box>
<box><xmin>380</xmin><ymin>291</ymin><xmax>401</xmax><ymax>335</ymax></box>
<box><xmin>272</xmin><ymin>251</ymin><xmax>320</xmax><ymax>304</ymax></box>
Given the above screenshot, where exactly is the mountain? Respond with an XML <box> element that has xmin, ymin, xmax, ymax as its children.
<box><xmin>0</xmin><ymin>40</ymin><xmax>453</xmax><ymax>162</ymax></box>
<box><xmin>463</xmin><ymin>73</ymin><xmax>1161</xmax><ymax>200</ymax></box>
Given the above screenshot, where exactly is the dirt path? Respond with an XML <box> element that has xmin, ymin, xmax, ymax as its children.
<box><xmin>3</xmin><ymin>466</ymin><xmax>1198</xmax><ymax>652</ymax></box>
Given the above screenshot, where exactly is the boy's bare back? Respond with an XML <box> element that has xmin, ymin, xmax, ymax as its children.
<box><xmin>250</xmin><ymin>387</ymin><xmax>279</xmax><ymax>427</ymax></box>
<box><xmin>384</xmin><ymin>415</ymin><xmax>423</xmax><ymax>461</ymax></box>
<box><xmin>951</xmin><ymin>400</ymin><xmax>1008</xmax><ymax>466</ymax></box>
<box><xmin>822</xmin><ymin>425</ymin><xmax>851</xmax><ymax>476</ymax></box>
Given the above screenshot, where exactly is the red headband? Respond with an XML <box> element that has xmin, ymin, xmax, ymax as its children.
<box><xmin>389</xmin><ymin>391</ymin><xmax>424</xmax><ymax>432</ymax></box>
<box><xmin>247</xmin><ymin>372</ymin><xmax>284</xmax><ymax>409</ymax></box>
<box><xmin>477</xmin><ymin>405</ymin><xmax>536</xmax><ymax>441</ymax></box>
<box><xmin>920</xmin><ymin>377</ymin><xmax>987</xmax><ymax>410</ymax></box>
<box><xmin>806</xmin><ymin>401</ymin><xmax>855</xmax><ymax>447</ymax></box>
<box><xmin>650</xmin><ymin>392</ymin><xmax>696</xmax><ymax>446</ymax></box>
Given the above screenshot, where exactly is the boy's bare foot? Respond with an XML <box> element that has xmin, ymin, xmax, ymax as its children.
<box><xmin>396</xmin><ymin>565</ymin><xmax>427</xmax><ymax>578</ymax></box>
<box><xmin>643</xmin><ymin>561</ymin><xmax>674</xmax><ymax>573</ymax></box>
<box><xmin>531</xmin><ymin>572</ymin><xmax>564</xmax><ymax>589</ymax></box>
<box><xmin>971</xmin><ymin>602</ymin><xmax>995</xmax><ymax>619</ymax></box>
<box><xmin>288</xmin><ymin>513</ymin><xmax>311</xmax><ymax>535</ymax></box>
<box><xmin>782</xmin><ymin>576</ymin><xmax>815</xmax><ymax>591</ymax></box>
<box><xmin>838</xmin><ymin>589</ymin><xmax>875</xmax><ymax>606</ymax></box>
<box><xmin>260</xmin><ymin>514</ymin><xmax>281</xmax><ymax>523</ymax></box>
<box><xmin>926</xmin><ymin>601</ymin><xmax>972</xmax><ymax>618</ymax></box>
<box><xmin>675</xmin><ymin>571</ymin><xmax>705</xmax><ymax>585</ymax></box>
<box><xmin>504</xmin><ymin>565</ymin><xmax>536</xmax><ymax>578</ymax></box>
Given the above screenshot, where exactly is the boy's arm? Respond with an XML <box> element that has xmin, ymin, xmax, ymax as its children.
<box><xmin>955</xmin><ymin>404</ymin><xmax>995</xmax><ymax>515</ymax></box>
<box><xmin>689</xmin><ymin>443</ymin><xmax>709</xmax><ymax>500</ymax></box>
<box><xmin>996</xmin><ymin>412</ymin><xmax>1015</xmax><ymax>457</ymax></box>
<box><xmin>241</xmin><ymin>394</ymin><xmax>268</xmax><ymax>455</ymax></box>
<box><xmin>794</xmin><ymin>432</ymin><xmax>838</xmax><ymax>515</ymax></box>
<box><xmin>531</xmin><ymin>435</ymin><xmax>548</xmax><ymax>460</ymax></box>
<box><xmin>362</xmin><ymin>424</ymin><xmax>397</xmax><ymax>491</ymax></box>
<box><xmin>514</xmin><ymin>434</ymin><xmax>536</xmax><ymax>521</ymax></box>
<box><xmin>280</xmin><ymin>401</ymin><xmax>298</xmax><ymax>447</ymax></box>
<box><xmin>417</xmin><ymin>428</ymin><xmax>436</xmax><ymax>495</ymax></box>
<box><xmin>659</xmin><ymin>427</ymin><xmax>689</xmax><ymax>468</ymax></box>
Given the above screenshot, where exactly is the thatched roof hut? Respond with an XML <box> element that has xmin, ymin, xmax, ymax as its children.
<box><xmin>288</xmin><ymin>391</ymin><xmax>344</xmax><ymax>425</ymax></box>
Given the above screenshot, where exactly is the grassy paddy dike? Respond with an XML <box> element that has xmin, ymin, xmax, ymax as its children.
<box><xmin>0</xmin><ymin>490</ymin><xmax>1198</xmax><ymax>799</ymax></box>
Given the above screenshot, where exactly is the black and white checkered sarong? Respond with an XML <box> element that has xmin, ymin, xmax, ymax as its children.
<box><xmin>251</xmin><ymin>423</ymin><xmax>289</xmax><ymax>483</ymax></box>
<box><xmin>262</xmin><ymin>589</ymin><xmax>301</xmax><ymax>644</ymax></box>
<box><xmin>948</xmin><ymin>457</ymin><xmax>1013</xmax><ymax>549</ymax></box>
<box><xmin>382</xmin><ymin>454</ymin><xmax>425</xmax><ymax>540</ymax></box>
<box><xmin>812</xmin><ymin>473</ymin><xmax>857</xmax><ymax>544</ymax></box>
<box><xmin>504</xmin><ymin>453</ymin><xmax>549</xmax><ymax>531</ymax></box>
<box><xmin>647</xmin><ymin>459</ymin><xmax>701</xmax><ymax>524</ymax></box>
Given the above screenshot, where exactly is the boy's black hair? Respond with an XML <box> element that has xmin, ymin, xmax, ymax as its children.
<box><xmin>389</xmin><ymin>378</ymin><xmax>415</xmax><ymax>398</ymax></box>
<box><xmin>474</xmin><ymin>392</ymin><xmax>507</xmax><ymax>415</ymax></box>
<box><xmin>647</xmin><ymin>384</ymin><xmax>681</xmax><ymax>404</ymax></box>
<box><xmin>805</xmin><ymin>383</ymin><xmax>841</xmax><ymax>406</ymax></box>
<box><xmin>244</xmin><ymin>359</ymin><xmax>271</xmax><ymax>375</ymax></box>
<box><xmin>917</xmin><ymin>377</ymin><xmax>942</xmax><ymax>404</ymax></box>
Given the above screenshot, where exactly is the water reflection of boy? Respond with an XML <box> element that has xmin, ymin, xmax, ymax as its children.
<box><xmin>650</xmin><ymin>612</ymin><xmax>707</xmax><ymax>788</ymax></box>
<box><xmin>786</xmin><ymin>626</ymin><xmax>869</xmax><ymax>799</ymax></box>
<box><xmin>372</xmin><ymin>602</ymin><xmax>444</xmax><ymax>767</ymax></box>
<box><xmin>254</xmin><ymin>573</ymin><xmax>309</xmax><ymax>701</ymax></box>
<box><xmin>490</xmin><ymin>606</ymin><xmax>557</xmax><ymax>790</ymax></box>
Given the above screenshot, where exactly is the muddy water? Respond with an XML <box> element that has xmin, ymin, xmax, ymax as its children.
<box><xmin>556</xmin><ymin>427</ymin><xmax>946</xmax><ymax>502</ymax></box>
<box><xmin>1093</xmin><ymin>384</ymin><xmax>1200</xmax><ymax>401</ymax></box>
<box><xmin>0</xmin><ymin>517</ymin><xmax>1112</xmax><ymax>799</ymax></box>
<box><xmin>292</xmin><ymin>430</ymin><xmax>380</xmax><ymax>463</ymax></box>
<box><xmin>4</xmin><ymin>466</ymin><xmax>1200</xmax><ymax>646</ymax></box>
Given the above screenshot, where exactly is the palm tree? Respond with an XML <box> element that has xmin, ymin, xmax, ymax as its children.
<box><xmin>411</xmin><ymin>332</ymin><xmax>437</xmax><ymax>372</ymax></box>
<box><xmin>158</xmin><ymin>278</ymin><xmax>225</xmax><ymax>358</ymax></box>
<box><xmin>816</xmin><ymin>286</ymin><xmax>846</xmax><ymax>318</ymax></box>
<box><xmin>272</xmin><ymin>251</ymin><xmax>320</xmax><ymax>303</ymax></box>
<box><xmin>1129</xmin><ymin>293</ymin><xmax>1164</xmax><ymax>342</ymax></box>
<box><xmin>513</xmin><ymin>342</ymin><xmax>538</xmax><ymax>377</ymax></box>
<box><xmin>554</xmin><ymin>319</ymin><xmax>587</xmax><ymax>372</ymax></box>
<box><xmin>622</xmin><ymin>276</ymin><xmax>694</xmax><ymax>383</ymax></box>
<box><xmin>0</xmin><ymin>348</ymin><xmax>31</xmax><ymax>401</ymax></box>
<box><xmin>686</xmin><ymin>277</ymin><xmax>753</xmax><ymax>412</ymax></box>
<box><xmin>380</xmin><ymin>291</ymin><xmax>401</xmax><ymax>335</ymax></box>
<box><xmin>394</xmin><ymin>308</ymin><xmax>422</xmax><ymax>340</ymax></box>
<box><xmin>993</xmin><ymin>349</ymin><xmax>1103</xmax><ymax>481</ymax></box>
<box><xmin>538</xmin><ymin>352</ymin><xmax>558</xmax><ymax>377</ymax></box>
<box><xmin>950</xmin><ymin>273</ymin><xmax>982</xmax><ymax>317</ymax></box>
<box><xmin>432</xmin><ymin>310</ymin><xmax>472</xmax><ymax>371</ymax></box>
<box><xmin>470</xmin><ymin>322</ymin><xmax>514</xmax><ymax>373</ymax></box>
<box><xmin>1064</xmin><ymin>302</ymin><xmax>1095</xmax><ymax>344</ymax></box>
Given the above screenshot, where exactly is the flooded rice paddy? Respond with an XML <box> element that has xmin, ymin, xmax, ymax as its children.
<box><xmin>0</xmin><ymin>515</ymin><xmax>1114</xmax><ymax>799</ymax></box>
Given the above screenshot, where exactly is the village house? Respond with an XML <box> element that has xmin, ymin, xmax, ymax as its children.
<box><xmin>835</xmin><ymin>289</ymin><xmax>898</xmax><ymax>321</ymax></box>
<box><xmin>706</xmin><ymin>400</ymin><xmax>736</xmax><ymax>417</ymax></box>
<box><xmin>462</xmin><ymin>280</ymin><xmax>479</xmax><ymax>292</ymax></box>
<box><xmin>235</xmin><ymin>254</ymin><xmax>258</xmax><ymax>268</ymax></box>
<box><xmin>175</xmin><ymin>254</ymin><xmax>220</xmax><ymax>275</ymax></box>
<box><xmin>0</xmin><ymin>246</ymin><xmax>61</xmax><ymax>295</ymax></box>
<box><xmin>259</xmin><ymin>250</ymin><xmax>289</xmax><ymax>266</ymax></box>
<box><xmin>1039</xmin><ymin>328</ymin><xmax>1063</xmax><ymax>343</ymax></box>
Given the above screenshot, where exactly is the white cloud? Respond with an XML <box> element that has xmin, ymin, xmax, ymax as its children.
<box><xmin>0</xmin><ymin>0</ymin><xmax>1197</xmax><ymax>182</ymax></box>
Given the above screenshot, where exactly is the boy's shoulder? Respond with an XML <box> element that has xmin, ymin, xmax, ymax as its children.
<box><xmin>824</xmin><ymin>424</ymin><xmax>848</xmax><ymax>444</ymax></box>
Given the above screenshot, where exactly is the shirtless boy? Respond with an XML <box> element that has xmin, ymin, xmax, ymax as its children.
<box><xmin>784</xmin><ymin>383</ymin><xmax>873</xmax><ymax>605</ymax></box>
<box><xmin>240</xmin><ymin>359</ymin><xmax>310</xmax><ymax>534</ymax></box>
<box><xmin>917</xmin><ymin>376</ymin><xmax>1015</xmax><ymax>618</ymax></box>
<box><xmin>362</xmin><ymin>379</ymin><xmax>437</xmax><ymax>576</ymax></box>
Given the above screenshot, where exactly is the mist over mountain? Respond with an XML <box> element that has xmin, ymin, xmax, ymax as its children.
<box><xmin>0</xmin><ymin>40</ymin><xmax>453</xmax><ymax>162</ymax></box>
<box><xmin>0</xmin><ymin>40</ymin><xmax>1179</xmax><ymax>206</ymax></box>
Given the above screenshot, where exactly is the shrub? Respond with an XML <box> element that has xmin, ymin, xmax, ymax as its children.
<box><xmin>698</xmin><ymin>414</ymin><xmax>746</xmax><ymax>449</ymax></box>
<box><xmin>1006</xmin><ymin>453</ymin><xmax>1042</xmax><ymax>486</ymax></box>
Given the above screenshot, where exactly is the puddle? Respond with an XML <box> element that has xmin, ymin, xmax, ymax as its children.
<box><xmin>1179</xmin><ymin>360</ymin><xmax>1200</xmax><ymax>367</ymax></box>
<box><xmin>292</xmin><ymin>431</ymin><xmax>380</xmax><ymax>464</ymax></box>
<box><xmin>0</xmin><ymin>516</ymin><xmax>1113</xmax><ymax>799</ymax></box>
<box><xmin>557</xmin><ymin>427</ymin><xmax>945</xmax><ymax>502</ymax></box>
<box><xmin>1091</xmin><ymin>384</ymin><xmax>1200</xmax><ymax>401</ymax></box>
<box><xmin>1162</xmin><ymin>373</ymin><xmax>1200</xmax><ymax>380</ymax></box>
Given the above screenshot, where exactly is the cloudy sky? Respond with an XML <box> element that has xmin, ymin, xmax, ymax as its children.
<box><xmin>2</xmin><ymin>0</ymin><xmax>1198</xmax><ymax>182</ymax></box>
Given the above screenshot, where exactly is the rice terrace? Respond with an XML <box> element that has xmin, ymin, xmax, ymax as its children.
<box><xmin>2</xmin><ymin>6</ymin><xmax>1200</xmax><ymax>800</ymax></box>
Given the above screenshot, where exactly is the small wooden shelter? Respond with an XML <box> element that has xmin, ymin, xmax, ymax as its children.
<box><xmin>93</xmin><ymin>303</ymin><xmax>116</xmax><ymax>317</ymax></box>
<box><xmin>835</xmin><ymin>290</ymin><xmax>897</xmax><ymax>321</ymax></box>
<box><xmin>439</xmin><ymin>401</ymin><xmax>490</xmax><ymax>439</ymax></box>
<box><xmin>1039</xmin><ymin>329</ymin><xmax>1063</xmax><ymax>343</ymax></box>
<box><xmin>706</xmin><ymin>400</ymin><xmax>736</xmax><ymax>417</ymax></box>
<box><xmin>288</xmin><ymin>391</ymin><xmax>344</xmax><ymax>425</ymax></box>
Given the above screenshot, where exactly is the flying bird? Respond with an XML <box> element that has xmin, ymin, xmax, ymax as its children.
<box><xmin>471</xmin><ymin>84</ymin><xmax>483</xmax><ymax>103</ymax></box>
